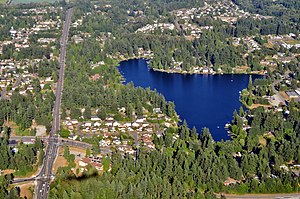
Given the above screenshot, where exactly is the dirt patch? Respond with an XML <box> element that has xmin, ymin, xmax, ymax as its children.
<box><xmin>0</xmin><ymin>169</ymin><xmax>15</xmax><ymax>176</ymax></box>
<box><xmin>249</xmin><ymin>104</ymin><xmax>272</xmax><ymax>109</ymax></box>
<box><xmin>72</xmin><ymin>161</ymin><xmax>81</xmax><ymax>176</ymax></box>
<box><xmin>3</xmin><ymin>121</ymin><xmax>18</xmax><ymax>136</ymax></box>
<box><xmin>69</xmin><ymin>146</ymin><xmax>87</xmax><ymax>154</ymax></box>
<box><xmin>19</xmin><ymin>182</ymin><xmax>34</xmax><ymax>199</ymax></box>
<box><xmin>35</xmin><ymin>125</ymin><xmax>47</xmax><ymax>136</ymax></box>
<box><xmin>53</xmin><ymin>156</ymin><xmax>68</xmax><ymax>173</ymax></box>
<box><xmin>259</xmin><ymin>136</ymin><xmax>267</xmax><ymax>146</ymax></box>
<box><xmin>279</xmin><ymin>91</ymin><xmax>289</xmax><ymax>101</ymax></box>
<box><xmin>264</xmin><ymin>42</ymin><xmax>274</xmax><ymax>49</ymax></box>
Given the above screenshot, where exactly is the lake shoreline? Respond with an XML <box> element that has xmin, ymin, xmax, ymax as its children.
<box><xmin>116</xmin><ymin>56</ymin><xmax>267</xmax><ymax>76</ymax></box>
<box><xmin>118</xmin><ymin>59</ymin><xmax>262</xmax><ymax>141</ymax></box>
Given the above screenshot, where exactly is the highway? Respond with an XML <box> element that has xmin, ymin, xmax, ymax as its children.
<box><xmin>33</xmin><ymin>7</ymin><xmax>73</xmax><ymax>199</ymax></box>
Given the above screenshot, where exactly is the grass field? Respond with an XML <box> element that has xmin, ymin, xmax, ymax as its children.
<box><xmin>12</xmin><ymin>0</ymin><xmax>58</xmax><ymax>4</ymax></box>
<box><xmin>0</xmin><ymin>0</ymin><xmax>7</xmax><ymax>4</ymax></box>
<box><xmin>285</xmin><ymin>39</ymin><xmax>300</xmax><ymax>45</ymax></box>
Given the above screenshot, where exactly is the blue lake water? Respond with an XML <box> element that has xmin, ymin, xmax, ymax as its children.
<box><xmin>118</xmin><ymin>59</ymin><xmax>261</xmax><ymax>141</ymax></box>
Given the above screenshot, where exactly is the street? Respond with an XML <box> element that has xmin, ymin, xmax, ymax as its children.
<box><xmin>34</xmin><ymin>7</ymin><xmax>73</xmax><ymax>199</ymax></box>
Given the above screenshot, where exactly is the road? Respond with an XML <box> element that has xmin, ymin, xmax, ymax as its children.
<box><xmin>0</xmin><ymin>75</ymin><xmax>22</xmax><ymax>100</ymax></box>
<box><xmin>34</xmin><ymin>7</ymin><xmax>73</xmax><ymax>199</ymax></box>
<box><xmin>271</xmin><ymin>79</ymin><xmax>286</xmax><ymax>106</ymax></box>
<box><xmin>173</xmin><ymin>16</ymin><xmax>186</xmax><ymax>37</ymax></box>
<box><xmin>7</xmin><ymin>136</ymin><xmax>93</xmax><ymax>149</ymax></box>
<box><xmin>224</xmin><ymin>193</ymin><xmax>300</xmax><ymax>199</ymax></box>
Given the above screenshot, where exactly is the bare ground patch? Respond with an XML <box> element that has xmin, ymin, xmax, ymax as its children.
<box><xmin>19</xmin><ymin>182</ymin><xmax>34</xmax><ymax>199</ymax></box>
<box><xmin>53</xmin><ymin>156</ymin><xmax>68</xmax><ymax>173</ymax></box>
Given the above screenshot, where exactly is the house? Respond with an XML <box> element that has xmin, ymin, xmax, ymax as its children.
<box><xmin>279</xmin><ymin>165</ymin><xmax>289</xmax><ymax>171</ymax></box>
<box><xmin>84</xmin><ymin>122</ymin><xmax>92</xmax><ymax>127</ymax></box>
<box><xmin>136</xmin><ymin>118</ymin><xmax>146</xmax><ymax>123</ymax></box>
<box><xmin>90</xmin><ymin>162</ymin><xmax>103</xmax><ymax>171</ymax></box>
<box><xmin>105</xmin><ymin>121</ymin><xmax>113</xmax><ymax>127</ymax></box>
<box><xmin>94</xmin><ymin>122</ymin><xmax>101</xmax><ymax>127</ymax></box>
<box><xmin>71</xmin><ymin>119</ymin><xmax>78</xmax><ymax>124</ymax></box>
<box><xmin>91</xmin><ymin>116</ymin><xmax>101</xmax><ymax>121</ymax></box>
<box><xmin>79</xmin><ymin>157</ymin><xmax>91</xmax><ymax>167</ymax></box>
<box><xmin>286</xmin><ymin>91</ymin><xmax>299</xmax><ymax>99</ymax></box>
<box><xmin>202</xmin><ymin>67</ymin><xmax>210</xmax><ymax>73</ymax></box>
<box><xmin>223</xmin><ymin>178</ymin><xmax>240</xmax><ymax>186</ymax></box>
<box><xmin>132</xmin><ymin>122</ymin><xmax>140</xmax><ymax>127</ymax></box>
<box><xmin>113</xmin><ymin>122</ymin><xmax>120</xmax><ymax>127</ymax></box>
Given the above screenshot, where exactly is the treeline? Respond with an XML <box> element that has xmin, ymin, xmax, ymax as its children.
<box><xmin>29</xmin><ymin>59</ymin><xmax>59</xmax><ymax>81</ymax></box>
<box><xmin>0</xmin><ymin>89</ymin><xmax>55</xmax><ymax>131</ymax></box>
<box><xmin>233</xmin><ymin>0</ymin><xmax>300</xmax><ymax>18</ymax></box>
<box><xmin>0</xmin><ymin>174</ymin><xmax>20</xmax><ymax>199</ymax></box>
<box><xmin>62</xmin><ymin>39</ymin><xmax>176</xmax><ymax>120</ymax></box>
<box><xmin>103</xmin><ymin>31</ymin><xmax>245</xmax><ymax>72</ymax></box>
<box><xmin>1</xmin><ymin>44</ymin><xmax>52</xmax><ymax>60</ymax></box>
<box><xmin>49</xmin><ymin>117</ymin><xmax>299</xmax><ymax>198</ymax></box>
<box><xmin>0</xmin><ymin>127</ymin><xmax>43</xmax><ymax>198</ymax></box>
<box><xmin>0</xmin><ymin>127</ymin><xmax>43</xmax><ymax>175</ymax></box>
<box><xmin>195</xmin><ymin>17</ymin><xmax>299</xmax><ymax>37</ymax></box>
<box><xmin>71</xmin><ymin>0</ymin><xmax>300</xmax><ymax>74</ymax></box>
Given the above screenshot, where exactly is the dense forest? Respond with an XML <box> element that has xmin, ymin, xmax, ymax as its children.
<box><xmin>48</xmin><ymin>1</ymin><xmax>300</xmax><ymax>198</ymax></box>
<box><xmin>0</xmin><ymin>127</ymin><xmax>43</xmax><ymax>198</ymax></box>
<box><xmin>0</xmin><ymin>127</ymin><xmax>43</xmax><ymax>175</ymax></box>
<box><xmin>0</xmin><ymin>86</ymin><xmax>55</xmax><ymax>131</ymax></box>
<box><xmin>62</xmin><ymin>38</ymin><xmax>176</xmax><ymax>121</ymax></box>
<box><xmin>70</xmin><ymin>0</ymin><xmax>300</xmax><ymax>73</ymax></box>
<box><xmin>1</xmin><ymin>0</ymin><xmax>300</xmax><ymax>198</ymax></box>
<box><xmin>50</xmin><ymin>112</ymin><xmax>300</xmax><ymax>198</ymax></box>
<box><xmin>232</xmin><ymin>0</ymin><xmax>300</xmax><ymax>18</ymax></box>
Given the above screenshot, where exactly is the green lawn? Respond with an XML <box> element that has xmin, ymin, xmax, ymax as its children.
<box><xmin>0</xmin><ymin>0</ymin><xmax>6</xmax><ymax>4</ymax></box>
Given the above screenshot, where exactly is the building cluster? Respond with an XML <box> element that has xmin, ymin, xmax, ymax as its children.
<box><xmin>136</xmin><ymin>23</ymin><xmax>175</xmax><ymax>34</ymax></box>
<box><xmin>268</xmin><ymin>34</ymin><xmax>300</xmax><ymax>50</ymax></box>
<box><xmin>0</xmin><ymin>6</ymin><xmax>61</xmax><ymax>99</ymax></box>
<box><xmin>78</xmin><ymin>156</ymin><xmax>103</xmax><ymax>172</ymax></box>
<box><xmin>1</xmin><ymin>8</ymin><xmax>61</xmax><ymax>54</ymax></box>
<box><xmin>243</xmin><ymin>37</ymin><xmax>261</xmax><ymax>52</ymax></box>
<box><xmin>0</xmin><ymin>58</ymin><xmax>55</xmax><ymax>99</ymax></box>
<box><xmin>174</xmin><ymin>1</ymin><xmax>270</xmax><ymax>25</ymax></box>
<box><xmin>62</xmin><ymin>108</ymin><xmax>175</xmax><ymax>155</ymax></box>
<box><xmin>168</xmin><ymin>1</ymin><xmax>271</xmax><ymax>39</ymax></box>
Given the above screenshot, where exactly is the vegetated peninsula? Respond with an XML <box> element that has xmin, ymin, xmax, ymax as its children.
<box><xmin>0</xmin><ymin>0</ymin><xmax>299</xmax><ymax>198</ymax></box>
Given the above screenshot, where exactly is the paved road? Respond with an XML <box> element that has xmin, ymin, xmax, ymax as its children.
<box><xmin>8</xmin><ymin>136</ymin><xmax>93</xmax><ymax>149</ymax></box>
<box><xmin>271</xmin><ymin>79</ymin><xmax>286</xmax><ymax>106</ymax></box>
<box><xmin>173</xmin><ymin>16</ymin><xmax>186</xmax><ymax>37</ymax></box>
<box><xmin>34</xmin><ymin>7</ymin><xmax>73</xmax><ymax>199</ymax></box>
<box><xmin>0</xmin><ymin>75</ymin><xmax>22</xmax><ymax>100</ymax></box>
<box><xmin>224</xmin><ymin>193</ymin><xmax>300</xmax><ymax>199</ymax></box>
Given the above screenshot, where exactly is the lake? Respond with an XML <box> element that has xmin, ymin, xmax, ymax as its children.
<box><xmin>118</xmin><ymin>59</ymin><xmax>261</xmax><ymax>141</ymax></box>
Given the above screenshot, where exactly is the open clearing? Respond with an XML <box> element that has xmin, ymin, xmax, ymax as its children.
<box><xmin>53</xmin><ymin>156</ymin><xmax>68</xmax><ymax>173</ymax></box>
<box><xmin>53</xmin><ymin>147</ymin><xmax>68</xmax><ymax>173</ymax></box>
<box><xmin>19</xmin><ymin>182</ymin><xmax>34</xmax><ymax>199</ymax></box>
